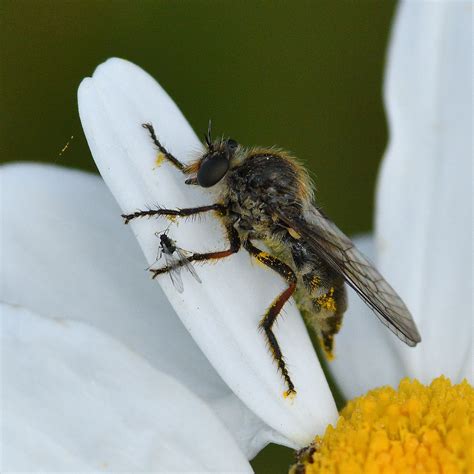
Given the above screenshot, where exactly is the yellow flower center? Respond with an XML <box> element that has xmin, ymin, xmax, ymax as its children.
<box><xmin>291</xmin><ymin>376</ymin><xmax>473</xmax><ymax>474</ymax></box>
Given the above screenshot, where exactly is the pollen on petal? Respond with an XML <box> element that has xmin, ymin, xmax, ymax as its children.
<box><xmin>290</xmin><ymin>376</ymin><xmax>474</xmax><ymax>474</ymax></box>
<box><xmin>154</xmin><ymin>152</ymin><xmax>165</xmax><ymax>167</ymax></box>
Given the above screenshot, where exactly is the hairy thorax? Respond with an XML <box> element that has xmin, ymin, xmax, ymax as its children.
<box><xmin>223</xmin><ymin>152</ymin><xmax>304</xmax><ymax>240</ymax></box>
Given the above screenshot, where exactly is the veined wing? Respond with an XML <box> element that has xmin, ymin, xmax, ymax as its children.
<box><xmin>175</xmin><ymin>247</ymin><xmax>202</xmax><ymax>285</ymax></box>
<box><xmin>164</xmin><ymin>253</ymin><xmax>184</xmax><ymax>293</ymax></box>
<box><xmin>277</xmin><ymin>206</ymin><xmax>421</xmax><ymax>346</ymax></box>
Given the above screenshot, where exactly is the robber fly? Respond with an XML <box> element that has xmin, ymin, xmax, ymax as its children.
<box><xmin>151</xmin><ymin>231</ymin><xmax>202</xmax><ymax>293</ymax></box>
<box><xmin>123</xmin><ymin>122</ymin><xmax>421</xmax><ymax>397</ymax></box>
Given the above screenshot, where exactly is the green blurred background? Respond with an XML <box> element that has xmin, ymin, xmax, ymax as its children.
<box><xmin>1</xmin><ymin>0</ymin><xmax>395</xmax><ymax>471</ymax></box>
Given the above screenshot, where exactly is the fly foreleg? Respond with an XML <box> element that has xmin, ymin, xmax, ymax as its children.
<box><xmin>122</xmin><ymin>203</ymin><xmax>226</xmax><ymax>224</ymax></box>
<box><xmin>150</xmin><ymin>225</ymin><xmax>241</xmax><ymax>278</ymax></box>
<box><xmin>142</xmin><ymin>123</ymin><xmax>186</xmax><ymax>172</ymax></box>
<box><xmin>244</xmin><ymin>240</ymin><xmax>297</xmax><ymax>397</ymax></box>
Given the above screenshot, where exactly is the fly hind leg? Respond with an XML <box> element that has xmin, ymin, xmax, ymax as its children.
<box><xmin>244</xmin><ymin>240</ymin><xmax>298</xmax><ymax>398</ymax></box>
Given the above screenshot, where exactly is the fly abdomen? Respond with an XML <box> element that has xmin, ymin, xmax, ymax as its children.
<box><xmin>290</xmin><ymin>239</ymin><xmax>347</xmax><ymax>358</ymax></box>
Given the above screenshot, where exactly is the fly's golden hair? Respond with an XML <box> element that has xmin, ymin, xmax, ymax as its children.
<box><xmin>183</xmin><ymin>159</ymin><xmax>200</xmax><ymax>175</ymax></box>
<box><xmin>245</xmin><ymin>147</ymin><xmax>315</xmax><ymax>203</ymax></box>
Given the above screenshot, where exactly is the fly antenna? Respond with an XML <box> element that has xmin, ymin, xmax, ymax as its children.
<box><xmin>205</xmin><ymin>119</ymin><xmax>212</xmax><ymax>149</ymax></box>
<box><xmin>154</xmin><ymin>223</ymin><xmax>172</xmax><ymax>237</ymax></box>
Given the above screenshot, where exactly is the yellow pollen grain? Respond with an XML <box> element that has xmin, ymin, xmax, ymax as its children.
<box><xmin>290</xmin><ymin>376</ymin><xmax>474</xmax><ymax>474</ymax></box>
<box><xmin>253</xmin><ymin>251</ymin><xmax>271</xmax><ymax>269</ymax></box>
<box><xmin>317</xmin><ymin>288</ymin><xmax>337</xmax><ymax>312</ymax></box>
<box><xmin>283</xmin><ymin>390</ymin><xmax>297</xmax><ymax>401</ymax></box>
<box><xmin>323</xmin><ymin>346</ymin><xmax>335</xmax><ymax>361</ymax></box>
<box><xmin>154</xmin><ymin>152</ymin><xmax>165</xmax><ymax>167</ymax></box>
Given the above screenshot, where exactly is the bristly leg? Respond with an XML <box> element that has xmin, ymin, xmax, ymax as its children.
<box><xmin>243</xmin><ymin>240</ymin><xmax>298</xmax><ymax>397</ymax></box>
<box><xmin>142</xmin><ymin>122</ymin><xmax>185</xmax><ymax>171</ymax></box>
<box><xmin>121</xmin><ymin>203</ymin><xmax>227</xmax><ymax>224</ymax></box>
<box><xmin>150</xmin><ymin>225</ymin><xmax>241</xmax><ymax>278</ymax></box>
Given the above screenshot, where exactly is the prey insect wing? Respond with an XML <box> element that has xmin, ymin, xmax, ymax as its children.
<box><xmin>163</xmin><ymin>252</ymin><xmax>185</xmax><ymax>293</ymax></box>
<box><xmin>276</xmin><ymin>206</ymin><xmax>421</xmax><ymax>346</ymax></box>
<box><xmin>175</xmin><ymin>247</ymin><xmax>203</xmax><ymax>284</ymax></box>
<box><xmin>158</xmin><ymin>233</ymin><xmax>202</xmax><ymax>293</ymax></box>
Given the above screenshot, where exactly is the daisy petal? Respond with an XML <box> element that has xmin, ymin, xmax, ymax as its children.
<box><xmin>1</xmin><ymin>302</ymin><xmax>252</xmax><ymax>472</ymax></box>
<box><xmin>0</xmin><ymin>163</ymin><xmax>281</xmax><ymax>458</ymax></box>
<box><xmin>78</xmin><ymin>58</ymin><xmax>337</xmax><ymax>446</ymax></box>
<box><xmin>377</xmin><ymin>1</ymin><xmax>472</xmax><ymax>382</ymax></box>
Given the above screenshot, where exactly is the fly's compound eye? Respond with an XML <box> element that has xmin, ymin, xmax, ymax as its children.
<box><xmin>197</xmin><ymin>153</ymin><xmax>229</xmax><ymax>187</ymax></box>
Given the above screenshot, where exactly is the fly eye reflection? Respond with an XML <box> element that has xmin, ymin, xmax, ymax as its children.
<box><xmin>196</xmin><ymin>139</ymin><xmax>239</xmax><ymax>188</ymax></box>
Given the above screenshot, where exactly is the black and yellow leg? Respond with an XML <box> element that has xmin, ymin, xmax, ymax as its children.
<box><xmin>122</xmin><ymin>203</ymin><xmax>226</xmax><ymax>224</ymax></box>
<box><xmin>142</xmin><ymin>123</ymin><xmax>186</xmax><ymax>171</ymax></box>
<box><xmin>150</xmin><ymin>225</ymin><xmax>241</xmax><ymax>278</ymax></box>
<box><xmin>244</xmin><ymin>240</ymin><xmax>298</xmax><ymax>397</ymax></box>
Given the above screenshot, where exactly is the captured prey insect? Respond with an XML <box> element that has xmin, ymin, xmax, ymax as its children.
<box><xmin>149</xmin><ymin>231</ymin><xmax>202</xmax><ymax>293</ymax></box>
<box><xmin>122</xmin><ymin>122</ymin><xmax>421</xmax><ymax>397</ymax></box>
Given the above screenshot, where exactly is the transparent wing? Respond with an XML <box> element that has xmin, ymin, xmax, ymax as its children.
<box><xmin>175</xmin><ymin>248</ymin><xmax>202</xmax><ymax>285</ymax></box>
<box><xmin>276</xmin><ymin>206</ymin><xmax>421</xmax><ymax>346</ymax></box>
<box><xmin>164</xmin><ymin>253</ymin><xmax>184</xmax><ymax>293</ymax></box>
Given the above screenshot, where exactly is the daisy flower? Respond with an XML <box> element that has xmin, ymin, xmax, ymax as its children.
<box><xmin>292</xmin><ymin>2</ymin><xmax>473</xmax><ymax>472</ymax></box>
<box><xmin>2</xmin><ymin>1</ymin><xmax>471</xmax><ymax>472</ymax></box>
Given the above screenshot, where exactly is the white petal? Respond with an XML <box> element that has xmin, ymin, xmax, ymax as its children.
<box><xmin>78</xmin><ymin>58</ymin><xmax>337</xmax><ymax>446</ymax></box>
<box><xmin>0</xmin><ymin>163</ymin><xmax>279</xmax><ymax>458</ymax></box>
<box><xmin>1</xmin><ymin>302</ymin><xmax>252</xmax><ymax>472</ymax></box>
<box><xmin>376</xmin><ymin>1</ymin><xmax>472</xmax><ymax>383</ymax></box>
<box><xmin>327</xmin><ymin>235</ymin><xmax>408</xmax><ymax>400</ymax></box>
